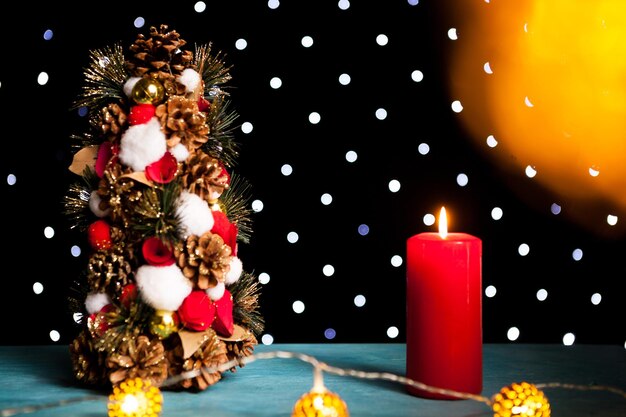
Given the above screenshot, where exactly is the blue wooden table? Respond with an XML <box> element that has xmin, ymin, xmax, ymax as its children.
<box><xmin>0</xmin><ymin>343</ymin><xmax>624</xmax><ymax>417</ymax></box>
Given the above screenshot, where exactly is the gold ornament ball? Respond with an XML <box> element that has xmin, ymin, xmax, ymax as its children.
<box><xmin>108</xmin><ymin>377</ymin><xmax>163</xmax><ymax>417</ymax></box>
<box><xmin>149</xmin><ymin>309</ymin><xmax>179</xmax><ymax>339</ymax></box>
<box><xmin>292</xmin><ymin>390</ymin><xmax>350</xmax><ymax>417</ymax></box>
<box><xmin>492</xmin><ymin>381</ymin><xmax>550</xmax><ymax>417</ymax></box>
<box><xmin>132</xmin><ymin>78</ymin><xmax>165</xmax><ymax>105</ymax></box>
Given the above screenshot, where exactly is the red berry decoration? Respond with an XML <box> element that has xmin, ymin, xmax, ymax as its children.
<box><xmin>197</xmin><ymin>96</ymin><xmax>210</xmax><ymax>112</ymax></box>
<box><xmin>128</xmin><ymin>103</ymin><xmax>156</xmax><ymax>125</ymax></box>
<box><xmin>212</xmin><ymin>289</ymin><xmax>234</xmax><ymax>337</ymax></box>
<box><xmin>87</xmin><ymin>219</ymin><xmax>112</xmax><ymax>250</ymax></box>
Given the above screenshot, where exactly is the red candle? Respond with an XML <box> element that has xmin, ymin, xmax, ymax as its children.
<box><xmin>405</xmin><ymin>207</ymin><xmax>482</xmax><ymax>399</ymax></box>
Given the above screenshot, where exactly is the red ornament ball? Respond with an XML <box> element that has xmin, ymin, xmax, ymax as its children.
<box><xmin>87</xmin><ymin>219</ymin><xmax>112</xmax><ymax>251</ymax></box>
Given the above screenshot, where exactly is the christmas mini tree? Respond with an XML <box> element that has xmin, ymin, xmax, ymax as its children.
<box><xmin>63</xmin><ymin>24</ymin><xmax>264</xmax><ymax>391</ymax></box>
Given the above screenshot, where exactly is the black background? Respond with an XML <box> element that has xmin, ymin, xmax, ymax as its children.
<box><xmin>0</xmin><ymin>1</ymin><xmax>623</xmax><ymax>346</ymax></box>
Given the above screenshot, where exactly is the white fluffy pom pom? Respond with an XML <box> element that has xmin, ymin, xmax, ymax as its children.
<box><xmin>85</xmin><ymin>292</ymin><xmax>111</xmax><ymax>314</ymax></box>
<box><xmin>206</xmin><ymin>282</ymin><xmax>225</xmax><ymax>301</ymax></box>
<box><xmin>176</xmin><ymin>190</ymin><xmax>215</xmax><ymax>237</ymax></box>
<box><xmin>135</xmin><ymin>264</ymin><xmax>192</xmax><ymax>311</ymax></box>
<box><xmin>178</xmin><ymin>68</ymin><xmax>201</xmax><ymax>93</ymax></box>
<box><xmin>88</xmin><ymin>190</ymin><xmax>110</xmax><ymax>218</ymax></box>
<box><xmin>225</xmin><ymin>256</ymin><xmax>243</xmax><ymax>284</ymax></box>
<box><xmin>123</xmin><ymin>77</ymin><xmax>141</xmax><ymax>97</ymax></box>
<box><xmin>118</xmin><ymin>117</ymin><xmax>167</xmax><ymax>172</ymax></box>
<box><xmin>169</xmin><ymin>143</ymin><xmax>190</xmax><ymax>162</ymax></box>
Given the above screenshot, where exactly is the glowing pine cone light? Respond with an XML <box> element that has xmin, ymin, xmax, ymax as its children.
<box><xmin>492</xmin><ymin>382</ymin><xmax>550</xmax><ymax>417</ymax></box>
<box><xmin>108</xmin><ymin>377</ymin><xmax>163</xmax><ymax>417</ymax></box>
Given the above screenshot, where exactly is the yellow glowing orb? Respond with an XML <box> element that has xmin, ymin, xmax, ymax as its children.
<box><xmin>447</xmin><ymin>0</ymin><xmax>626</xmax><ymax>236</ymax></box>
<box><xmin>492</xmin><ymin>382</ymin><xmax>550</xmax><ymax>416</ymax></box>
<box><xmin>108</xmin><ymin>377</ymin><xmax>163</xmax><ymax>417</ymax></box>
<box><xmin>292</xmin><ymin>390</ymin><xmax>350</xmax><ymax>417</ymax></box>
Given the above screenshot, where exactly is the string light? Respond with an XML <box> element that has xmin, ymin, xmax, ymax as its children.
<box><xmin>1</xmin><ymin>350</ymin><xmax>625</xmax><ymax>417</ymax></box>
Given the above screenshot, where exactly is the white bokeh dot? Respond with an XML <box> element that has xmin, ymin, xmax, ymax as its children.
<box><xmin>309</xmin><ymin>112</ymin><xmax>321</xmax><ymax>124</ymax></box>
<box><xmin>387</xmin><ymin>326</ymin><xmax>399</xmax><ymax>339</ymax></box>
<box><xmin>261</xmin><ymin>334</ymin><xmax>274</xmax><ymax>345</ymax></box>
<box><xmin>518</xmin><ymin>243</ymin><xmax>530</xmax><ymax>256</ymax></box>
<box><xmin>551</xmin><ymin>203</ymin><xmax>562</xmax><ymax>215</ymax></box>
<box><xmin>281</xmin><ymin>164</ymin><xmax>293</xmax><ymax>176</ymax></box>
<box><xmin>451</xmin><ymin>100</ymin><xmax>463</xmax><ymax>113</ymax></box>
<box><xmin>607</xmin><ymin>214</ymin><xmax>618</xmax><ymax>226</ymax></box>
<box><xmin>354</xmin><ymin>295</ymin><xmax>366</xmax><ymax>307</ymax></box>
<box><xmin>572</xmin><ymin>248</ymin><xmax>583</xmax><ymax>261</ymax></box>
<box><xmin>536</xmin><ymin>289</ymin><xmax>548</xmax><ymax>301</ymax></box>
<box><xmin>292</xmin><ymin>300</ymin><xmax>305</xmax><ymax>314</ymax></box>
<box><xmin>235</xmin><ymin>38</ymin><xmax>248</xmax><ymax>50</ymax></box>
<box><xmin>258</xmin><ymin>272</ymin><xmax>270</xmax><ymax>285</ymax></box>
<box><xmin>486</xmin><ymin>135</ymin><xmax>498</xmax><ymax>147</ymax></box>
<box><xmin>525</xmin><ymin>165</ymin><xmax>537</xmax><ymax>178</ymax></box>
<box><xmin>270</xmin><ymin>77</ymin><xmax>282</xmax><ymax>89</ymax></box>
<box><xmin>133</xmin><ymin>17</ymin><xmax>145</xmax><ymax>28</ymax></box>
<box><xmin>321</xmin><ymin>193</ymin><xmax>332</xmax><ymax>205</ymax></box>
<box><xmin>491</xmin><ymin>207</ymin><xmax>503</xmax><ymax>220</ymax></box>
<box><xmin>241</xmin><ymin>121</ymin><xmax>253</xmax><ymax>134</ymax></box>
<box><xmin>563</xmin><ymin>332</ymin><xmax>576</xmax><ymax>346</ymax></box>
<box><xmin>33</xmin><ymin>282</ymin><xmax>44</xmax><ymax>295</ymax></box>
<box><xmin>388</xmin><ymin>179</ymin><xmax>401</xmax><ymax>192</ymax></box>
<box><xmin>456</xmin><ymin>173</ymin><xmax>469</xmax><ymax>187</ymax></box>
<box><xmin>338</xmin><ymin>0</ymin><xmax>350</xmax><ymax>11</ymax></box>
<box><xmin>591</xmin><ymin>293</ymin><xmax>602</xmax><ymax>305</ymax></box>
<box><xmin>70</xmin><ymin>245</ymin><xmax>81</xmax><ymax>257</ymax></box>
<box><xmin>7</xmin><ymin>174</ymin><xmax>17</xmax><ymax>185</ymax></box>
<box><xmin>346</xmin><ymin>150</ymin><xmax>358</xmax><ymax>163</ymax></box>
<box><xmin>485</xmin><ymin>285</ymin><xmax>496</xmax><ymax>298</ymax></box>
<box><xmin>323</xmin><ymin>264</ymin><xmax>335</xmax><ymax>277</ymax></box>
<box><xmin>251</xmin><ymin>199</ymin><xmax>264</xmax><ymax>212</ymax></box>
<box><xmin>390</xmin><ymin>255</ymin><xmax>403</xmax><ymax>267</ymax></box>
<box><xmin>301</xmin><ymin>35</ymin><xmax>313</xmax><ymax>48</ymax></box>
<box><xmin>423</xmin><ymin>213</ymin><xmax>435</xmax><ymax>226</ymax></box>
<box><xmin>44</xmin><ymin>226</ymin><xmax>55</xmax><ymax>239</ymax></box>
<box><xmin>37</xmin><ymin>72</ymin><xmax>49</xmax><ymax>86</ymax></box>
<box><xmin>507</xmin><ymin>327</ymin><xmax>520</xmax><ymax>341</ymax></box>
<box><xmin>411</xmin><ymin>70</ymin><xmax>424</xmax><ymax>82</ymax></box>
<box><xmin>339</xmin><ymin>73</ymin><xmax>351</xmax><ymax>85</ymax></box>
<box><xmin>194</xmin><ymin>1</ymin><xmax>207</xmax><ymax>12</ymax></box>
<box><xmin>375</xmin><ymin>108</ymin><xmax>388</xmax><ymax>120</ymax></box>
<box><xmin>287</xmin><ymin>231</ymin><xmax>299</xmax><ymax>243</ymax></box>
<box><xmin>418</xmin><ymin>143</ymin><xmax>430</xmax><ymax>155</ymax></box>
<box><xmin>376</xmin><ymin>34</ymin><xmax>389</xmax><ymax>46</ymax></box>
<box><xmin>49</xmin><ymin>330</ymin><xmax>61</xmax><ymax>342</ymax></box>
<box><xmin>268</xmin><ymin>0</ymin><xmax>280</xmax><ymax>10</ymax></box>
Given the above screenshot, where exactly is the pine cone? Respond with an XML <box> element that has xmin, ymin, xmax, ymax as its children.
<box><xmin>223</xmin><ymin>330</ymin><xmax>257</xmax><ymax>371</ymax></box>
<box><xmin>181</xmin><ymin>150</ymin><xmax>229</xmax><ymax>201</ymax></box>
<box><xmin>96</xmin><ymin>163</ymin><xmax>141</xmax><ymax>225</ymax></box>
<box><xmin>106</xmin><ymin>334</ymin><xmax>169</xmax><ymax>387</ymax></box>
<box><xmin>126</xmin><ymin>24</ymin><xmax>193</xmax><ymax>96</ymax></box>
<box><xmin>94</xmin><ymin>102</ymin><xmax>128</xmax><ymax>142</ymax></box>
<box><xmin>69</xmin><ymin>329</ymin><xmax>109</xmax><ymax>387</ymax></box>
<box><xmin>175</xmin><ymin>231</ymin><xmax>232</xmax><ymax>290</ymax></box>
<box><xmin>86</xmin><ymin>240</ymin><xmax>134</xmax><ymax>295</ymax></box>
<box><xmin>165</xmin><ymin>330</ymin><xmax>229</xmax><ymax>391</ymax></box>
<box><xmin>156</xmin><ymin>96</ymin><xmax>209</xmax><ymax>151</ymax></box>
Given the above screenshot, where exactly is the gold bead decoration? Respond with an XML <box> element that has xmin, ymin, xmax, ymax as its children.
<box><xmin>132</xmin><ymin>78</ymin><xmax>165</xmax><ymax>105</ymax></box>
<box><xmin>492</xmin><ymin>381</ymin><xmax>550</xmax><ymax>417</ymax></box>
<box><xmin>149</xmin><ymin>309</ymin><xmax>179</xmax><ymax>339</ymax></box>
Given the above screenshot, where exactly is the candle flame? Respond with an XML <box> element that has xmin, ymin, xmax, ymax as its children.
<box><xmin>438</xmin><ymin>206</ymin><xmax>448</xmax><ymax>238</ymax></box>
